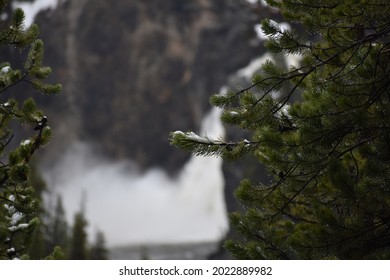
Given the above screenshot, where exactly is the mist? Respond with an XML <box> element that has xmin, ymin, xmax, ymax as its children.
<box><xmin>43</xmin><ymin>107</ymin><xmax>228</xmax><ymax>248</ymax></box>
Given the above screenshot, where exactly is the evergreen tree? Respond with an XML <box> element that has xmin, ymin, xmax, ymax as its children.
<box><xmin>44</xmin><ymin>195</ymin><xmax>69</xmax><ymax>257</ymax></box>
<box><xmin>44</xmin><ymin>246</ymin><xmax>64</xmax><ymax>260</ymax></box>
<box><xmin>26</xmin><ymin>162</ymin><xmax>48</xmax><ymax>259</ymax></box>
<box><xmin>90</xmin><ymin>230</ymin><xmax>108</xmax><ymax>260</ymax></box>
<box><xmin>70</xmin><ymin>211</ymin><xmax>88</xmax><ymax>260</ymax></box>
<box><xmin>0</xmin><ymin>0</ymin><xmax>61</xmax><ymax>259</ymax></box>
<box><xmin>171</xmin><ymin>0</ymin><xmax>390</xmax><ymax>259</ymax></box>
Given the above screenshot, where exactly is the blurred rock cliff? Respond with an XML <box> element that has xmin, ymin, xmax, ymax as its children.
<box><xmin>33</xmin><ymin>0</ymin><xmax>263</xmax><ymax>174</ymax></box>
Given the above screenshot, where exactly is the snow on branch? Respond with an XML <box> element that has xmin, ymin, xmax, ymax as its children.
<box><xmin>170</xmin><ymin>131</ymin><xmax>259</xmax><ymax>160</ymax></box>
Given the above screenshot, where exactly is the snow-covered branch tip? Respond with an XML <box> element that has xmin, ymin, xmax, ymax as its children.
<box><xmin>169</xmin><ymin>130</ymin><xmax>258</xmax><ymax>159</ymax></box>
<box><xmin>170</xmin><ymin>131</ymin><xmax>225</xmax><ymax>157</ymax></box>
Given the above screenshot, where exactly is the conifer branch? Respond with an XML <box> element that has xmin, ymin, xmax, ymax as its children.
<box><xmin>170</xmin><ymin>131</ymin><xmax>259</xmax><ymax>159</ymax></box>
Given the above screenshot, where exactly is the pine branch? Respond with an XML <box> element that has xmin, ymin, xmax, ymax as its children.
<box><xmin>170</xmin><ymin>131</ymin><xmax>259</xmax><ymax>159</ymax></box>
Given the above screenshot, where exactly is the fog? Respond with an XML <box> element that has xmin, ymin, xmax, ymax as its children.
<box><xmin>43</xmin><ymin>108</ymin><xmax>228</xmax><ymax>247</ymax></box>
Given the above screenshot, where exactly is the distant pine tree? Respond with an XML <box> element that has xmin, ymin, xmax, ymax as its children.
<box><xmin>70</xmin><ymin>211</ymin><xmax>88</xmax><ymax>260</ymax></box>
<box><xmin>171</xmin><ymin>0</ymin><xmax>390</xmax><ymax>259</ymax></box>
<box><xmin>26</xmin><ymin>162</ymin><xmax>49</xmax><ymax>259</ymax></box>
<box><xmin>44</xmin><ymin>195</ymin><xmax>69</xmax><ymax>257</ymax></box>
<box><xmin>90</xmin><ymin>230</ymin><xmax>108</xmax><ymax>260</ymax></box>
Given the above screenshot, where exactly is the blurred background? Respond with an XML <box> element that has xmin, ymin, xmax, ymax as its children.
<box><xmin>1</xmin><ymin>0</ymin><xmax>288</xmax><ymax>259</ymax></box>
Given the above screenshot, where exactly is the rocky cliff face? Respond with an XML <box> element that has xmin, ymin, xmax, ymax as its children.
<box><xmin>33</xmin><ymin>0</ymin><xmax>261</xmax><ymax>174</ymax></box>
